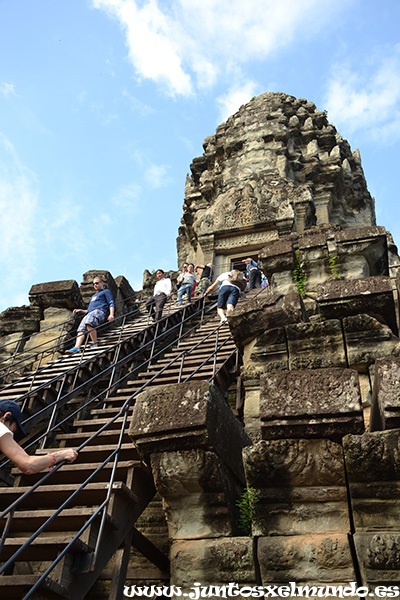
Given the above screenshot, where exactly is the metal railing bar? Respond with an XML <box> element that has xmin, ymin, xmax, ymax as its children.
<box><xmin>0</xmin><ymin>299</ymin><xmax>237</xmax><ymax>585</ymax></box>
<box><xmin>0</xmin><ymin>300</ymin><xmax>218</xmax><ymax>471</ymax></box>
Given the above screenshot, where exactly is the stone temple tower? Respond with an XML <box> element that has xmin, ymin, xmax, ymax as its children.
<box><xmin>177</xmin><ymin>92</ymin><xmax>376</xmax><ymax>273</ymax></box>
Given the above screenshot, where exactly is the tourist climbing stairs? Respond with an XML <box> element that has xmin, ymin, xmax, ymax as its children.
<box><xmin>0</xmin><ymin>289</ymin><xmax>264</xmax><ymax>598</ymax></box>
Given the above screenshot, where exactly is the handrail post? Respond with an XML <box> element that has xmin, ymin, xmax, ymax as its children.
<box><xmin>39</xmin><ymin>373</ymin><xmax>68</xmax><ymax>449</ymax></box>
<box><xmin>147</xmin><ymin>321</ymin><xmax>159</xmax><ymax>369</ymax></box>
<box><xmin>177</xmin><ymin>351</ymin><xmax>186</xmax><ymax>383</ymax></box>
<box><xmin>177</xmin><ymin>306</ymin><xmax>186</xmax><ymax>347</ymax></box>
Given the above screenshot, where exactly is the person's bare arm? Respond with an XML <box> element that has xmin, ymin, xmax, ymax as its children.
<box><xmin>0</xmin><ymin>433</ymin><xmax>78</xmax><ymax>475</ymax></box>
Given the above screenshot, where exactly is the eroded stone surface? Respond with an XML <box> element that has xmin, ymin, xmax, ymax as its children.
<box><xmin>259</xmin><ymin>368</ymin><xmax>364</xmax><ymax>439</ymax></box>
<box><xmin>317</xmin><ymin>276</ymin><xmax>397</xmax><ymax>335</ymax></box>
<box><xmin>129</xmin><ymin>381</ymin><xmax>251</xmax><ymax>481</ymax></box>
<box><xmin>228</xmin><ymin>292</ymin><xmax>308</xmax><ymax>348</ymax></box>
<box><xmin>369</xmin><ymin>358</ymin><xmax>400</xmax><ymax>431</ymax></box>
<box><xmin>258</xmin><ymin>534</ymin><xmax>356</xmax><ymax>583</ymax></box>
<box><xmin>170</xmin><ymin>538</ymin><xmax>255</xmax><ymax>588</ymax></box>
<box><xmin>243</xmin><ymin>438</ymin><xmax>349</xmax><ymax>536</ymax></box>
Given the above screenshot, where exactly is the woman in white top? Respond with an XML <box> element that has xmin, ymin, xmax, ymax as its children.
<box><xmin>0</xmin><ymin>399</ymin><xmax>77</xmax><ymax>475</ymax></box>
<box><xmin>177</xmin><ymin>264</ymin><xmax>198</xmax><ymax>305</ymax></box>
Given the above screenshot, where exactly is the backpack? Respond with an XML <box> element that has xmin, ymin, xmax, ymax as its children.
<box><xmin>228</xmin><ymin>270</ymin><xmax>247</xmax><ymax>291</ymax></box>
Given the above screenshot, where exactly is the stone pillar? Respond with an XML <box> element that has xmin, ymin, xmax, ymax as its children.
<box><xmin>314</xmin><ymin>192</ymin><xmax>332</xmax><ymax>225</ymax></box>
<box><xmin>294</xmin><ymin>200</ymin><xmax>310</xmax><ymax>233</ymax></box>
<box><xmin>198</xmin><ymin>233</ymin><xmax>215</xmax><ymax>267</ymax></box>
<box><xmin>128</xmin><ymin>381</ymin><xmax>256</xmax><ymax>588</ymax></box>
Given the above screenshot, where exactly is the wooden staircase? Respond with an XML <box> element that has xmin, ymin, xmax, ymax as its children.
<box><xmin>0</xmin><ymin>293</ymin><xmax>250</xmax><ymax>598</ymax></box>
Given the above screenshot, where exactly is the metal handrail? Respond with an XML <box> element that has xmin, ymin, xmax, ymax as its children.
<box><xmin>0</xmin><ymin>289</ymin><xmax>265</xmax><ymax>596</ymax></box>
<box><xmin>0</xmin><ymin>297</ymin><xmax>215</xmax><ymax>470</ymax></box>
<box><xmin>0</xmin><ymin>296</ymin><xmax>146</xmax><ymax>383</ymax></box>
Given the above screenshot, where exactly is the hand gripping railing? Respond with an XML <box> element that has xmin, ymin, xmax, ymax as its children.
<box><xmin>0</xmin><ymin>290</ymin><xmax>265</xmax><ymax>597</ymax></box>
<box><xmin>0</xmin><ymin>300</ymin><xmax>224</xmax><ymax>597</ymax></box>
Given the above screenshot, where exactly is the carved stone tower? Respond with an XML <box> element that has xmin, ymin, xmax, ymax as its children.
<box><xmin>177</xmin><ymin>92</ymin><xmax>376</xmax><ymax>273</ymax></box>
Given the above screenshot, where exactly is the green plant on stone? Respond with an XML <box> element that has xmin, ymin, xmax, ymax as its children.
<box><xmin>293</xmin><ymin>250</ymin><xmax>307</xmax><ymax>297</ymax></box>
<box><xmin>325</xmin><ymin>252</ymin><xmax>341</xmax><ymax>280</ymax></box>
<box><xmin>236</xmin><ymin>486</ymin><xmax>258</xmax><ymax>536</ymax></box>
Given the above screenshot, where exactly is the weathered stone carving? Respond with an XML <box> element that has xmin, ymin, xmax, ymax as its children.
<box><xmin>343</xmin><ymin>429</ymin><xmax>400</xmax><ymax>584</ymax></box>
<box><xmin>178</xmin><ymin>92</ymin><xmax>375</xmax><ymax>267</ymax></box>
<box><xmin>370</xmin><ymin>358</ymin><xmax>400</xmax><ymax>431</ymax></box>
<box><xmin>259</xmin><ymin>368</ymin><xmax>364</xmax><ymax>439</ymax></box>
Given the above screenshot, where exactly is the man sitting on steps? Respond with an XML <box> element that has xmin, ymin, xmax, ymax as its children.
<box><xmin>66</xmin><ymin>276</ymin><xmax>115</xmax><ymax>354</ymax></box>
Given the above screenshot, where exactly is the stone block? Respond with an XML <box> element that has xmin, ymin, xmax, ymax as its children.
<box><xmin>354</xmin><ymin>532</ymin><xmax>400</xmax><ymax>584</ymax></box>
<box><xmin>150</xmin><ymin>449</ymin><xmax>242</xmax><ymax>539</ymax></box>
<box><xmin>241</xmin><ymin>327</ymin><xmax>288</xmax><ymax>376</ymax></box>
<box><xmin>23</xmin><ymin>307</ymin><xmax>74</xmax><ymax>360</ymax></box>
<box><xmin>243</xmin><ymin>439</ymin><xmax>350</xmax><ymax>536</ymax></box>
<box><xmin>343</xmin><ymin>429</ymin><xmax>400</xmax><ymax>531</ymax></box>
<box><xmin>29</xmin><ymin>280</ymin><xmax>84</xmax><ymax>311</ymax></box>
<box><xmin>259</xmin><ymin>368</ymin><xmax>364</xmax><ymax>439</ymax></box>
<box><xmin>170</xmin><ymin>538</ymin><xmax>255</xmax><ymax>589</ymax></box>
<box><xmin>370</xmin><ymin>358</ymin><xmax>400</xmax><ymax>431</ymax></box>
<box><xmin>286</xmin><ymin>319</ymin><xmax>346</xmax><ymax>370</ymax></box>
<box><xmin>259</xmin><ymin>239</ymin><xmax>294</xmax><ymax>276</ymax></box>
<box><xmin>334</xmin><ymin>226</ymin><xmax>388</xmax><ymax>278</ymax></box>
<box><xmin>129</xmin><ymin>381</ymin><xmax>251</xmax><ymax>482</ymax></box>
<box><xmin>257</xmin><ymin>534</ymin><xmax>356</xmax><ymax>583</ymax></box>
<box><xmin>0</xmin><ymin>305</ymin><xmax>41</xmax><ymax>335</ymax></box>
<box><xmin>344</xmin><ymin>315</ymin><xmax>400</xmax><ymax>373</ymax></box>
<box><xmin>228</xmin><ymin>292</ymin><xmax>308</xmax><ymax>348</ymax></box>
<box><xmin>80</xmin><ymin>270</ymin><xmax>117</xmax><ymax>306</ymax></box>
<box><xmin>317</xmin><ymin>276</ymin><xmax>398</xmax><ymax>335</ymax></box>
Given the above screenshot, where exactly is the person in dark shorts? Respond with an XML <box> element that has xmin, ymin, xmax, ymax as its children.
<box><xmin>203</xmin><ymin>270</ymin><xmax>246</xmax><ymax>323</ymax></box>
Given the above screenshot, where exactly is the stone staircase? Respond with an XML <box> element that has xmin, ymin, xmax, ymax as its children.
<box><xmin>0</xmin><ymin>294</ymin><xmax>246</xmax><ymax>598</ymax></box>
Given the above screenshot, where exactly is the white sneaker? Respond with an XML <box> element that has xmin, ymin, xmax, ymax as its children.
<box><xmin>220</xmin><ymin>314</ymin><xmax>228</xmax><ymax>323</ymax></box>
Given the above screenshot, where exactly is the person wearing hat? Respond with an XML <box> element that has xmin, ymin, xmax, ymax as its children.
<box><xmin>0</xmin><ymin>400</ymin><xmax>78</xmax><ymax>475</ymax></box>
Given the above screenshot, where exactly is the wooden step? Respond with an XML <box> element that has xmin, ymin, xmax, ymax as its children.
<box><xmin>0</xmin><ymin>574</ymin><xmax>69</xmax><ymax>600</ymax></box>
<box><xmin>5</xmin><ymin>506</ymin><xmax>118</xmax><ymax>534</ymax></box>
<box><xmin>14</xmin><ymin>459</ymin><xmax>143</xmax><ymax>485</ymax></box>
<box><xmin>0</xmin><ymin>481</ymin><xmax>137</xmax><ymax>511</ymax></box>
<box><xmin>0</xmin><ymin>534</ymin><xmax>90</xmax><ymax>562</ymax></box>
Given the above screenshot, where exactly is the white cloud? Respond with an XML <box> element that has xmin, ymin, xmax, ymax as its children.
<box><xmin>216</xmin><ymin>81</ymin><xmax>259</xmax><ymax>122</ymax></box>
<box><xmin>111</xmin><ymin>182</ymin><xmax>142</xmax><ymax>210</ymax></box>
<box><xmin>122</xmin><ymin>89</ymin><xmax>154</xmax><ymax>116</ymax></box>
<box><xmin>144</xmin><ymin>163</ymin><xmax>170</xmax><ymax>188</ymax></box>
<box><xmin>324</xmin><ymin>44</ymin><xmax>400</xmax><ymax>144</ymax></box>
<box><xmin>0</xmin><ymin>82</ymin><xmax>17</xmax><ymax>98</ymax></box>
<box><xmin>92</xmin><ymin>0</ymin><xmax>349</xmax><ymax>97</ymax></box>
<box><xmin>0</xmin><ymin>133</ymin><xmax>38</xmax><ymax>308</ymax></box>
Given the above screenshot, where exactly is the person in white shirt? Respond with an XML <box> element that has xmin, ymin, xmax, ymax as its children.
<box><xmin>203</xmin><ymin>270</ymin><xmax>246</xmax><ymax>322</ymax></box>
<box><xmin>146</xmin><ymin>269</ymin><xmax>172</xmax><ymax>321</ymax></box>
<box><xmin>0</xmin><ymin>399</ymin><xmax>77</xmax><ymax>475</ymax></box>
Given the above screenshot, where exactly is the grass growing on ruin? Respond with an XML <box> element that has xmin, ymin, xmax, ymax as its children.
<box><xmin>325</xmin><ymin>252</ymin><xmax>341</xmax><ymax>280</ymax></box>
<box><xmin>236</xmin><ymin>487</ymin><xmax>258</xmax><ymax>536</ymax></box>
<box><xmin>293</xmin><ymin>250</ymin><xmax>307</xmax><ymax>297</ymax></box>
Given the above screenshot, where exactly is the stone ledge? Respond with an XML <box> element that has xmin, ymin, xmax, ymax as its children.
<box><xmin>259</xmin><ymin>368</ymin><xmax>364</xmax><ymax>439</ymax></box>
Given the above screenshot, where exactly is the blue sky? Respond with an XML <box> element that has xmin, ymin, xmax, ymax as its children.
<box><xmin>1</xmin><ymin>0</ymin><xmax>400</xmax><ymax>312</ymax></box>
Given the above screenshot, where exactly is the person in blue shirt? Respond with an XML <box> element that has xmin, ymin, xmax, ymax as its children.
<box><xmin>66</xmin><ymin>276</ymin><xmax>115</xmax><ymax>353</ymax></box>
<box><xmin>242</xmin><ymin>257</ymin><xmax>262</xmax><ymax>289</ymax></box>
